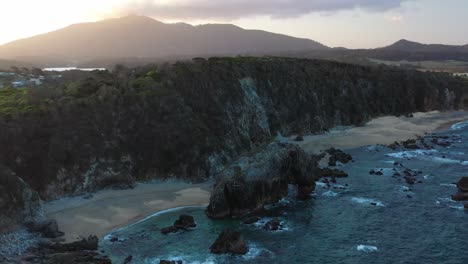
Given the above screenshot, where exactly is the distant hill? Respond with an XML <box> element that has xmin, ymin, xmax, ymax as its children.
<box><xmin>378</xmin><ymin>39</ymin><xmax>468</xmax><ymax>53</ymax></box>
<box><xmin>0</xmin><ymin>15</ymin><xmax>328</xmax><ymax>64</ymax></box>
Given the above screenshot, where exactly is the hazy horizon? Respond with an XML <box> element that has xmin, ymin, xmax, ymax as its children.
<box><xmin>1</xmin><ymin>0</ymin><xmax>468</xmax><ymax>49</ymax></box>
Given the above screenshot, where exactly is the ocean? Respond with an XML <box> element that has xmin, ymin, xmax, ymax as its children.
<box><xmin>101</xmin><ymin>122</ymin><xmax>468</xmax><ymax>264</ymax></box>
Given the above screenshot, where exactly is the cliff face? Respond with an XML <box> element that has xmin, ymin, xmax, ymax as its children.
<box><xmin>0</xmin><ymin>165</ymin><xmax>41</xmax><ymax>232</ymax></box>
<box><xmin>206</xmin><ymin>142</ymin><xmax>318</xmax><ymax>219</ymax></box>
<box><xmin>0</xmin><ymin>58</ymin><xmax>466</xmax><ymax>201</ymax></box>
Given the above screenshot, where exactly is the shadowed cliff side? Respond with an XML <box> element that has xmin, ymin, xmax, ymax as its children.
<box><xmin>0</xmin><ymin>57</ymin><xmax>467</xmax><ymax>203</ymax></box>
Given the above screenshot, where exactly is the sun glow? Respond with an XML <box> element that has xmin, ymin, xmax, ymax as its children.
<box><xmin>0</xmin><ymin>0</ymin><xmax>130</xmax><ymax>45</ymax></box>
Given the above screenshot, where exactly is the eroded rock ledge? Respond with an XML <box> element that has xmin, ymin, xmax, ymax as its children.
<box><xmin>206</xmin><ymin>142</ymin><xmax>319</xmax><ymax>219</ymax></box>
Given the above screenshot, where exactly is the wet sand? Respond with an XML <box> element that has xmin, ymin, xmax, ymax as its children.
<box><xmin>44</xmin><ymin>181</ymin><xmax>211</xmax><ymax>242</ymax></box>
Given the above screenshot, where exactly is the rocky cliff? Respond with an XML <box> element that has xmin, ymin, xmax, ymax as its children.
<box><xmin>0</xmin><ymin>57</ymin><xmax>467</xmax><ymax>204</ymax></box>
<box><xmin>0</xmin><ymin>165</ymin><xmax>41</xmax><ymax>232</ymax></box>
<box><xmin>206</xmin><ymin>142</ymin><xmax>318</xmax><ymax>219</ymax></box>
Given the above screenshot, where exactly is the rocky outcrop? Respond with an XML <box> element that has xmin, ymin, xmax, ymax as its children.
<box><xmin>452</xmin><ymin>177</ymin><xmax>468</xmax><ymax>201</ymax></box>
<box><xmin>160</xmin><ymin>214</ymin><xmax>197</xmax><ymax>235</ymax></box>
<box><xmin>324</xmin><ymin>148</ymin><xmax>353</xmax><ymax>166</ymax></box>
<box><xmin>210</xmin><ymin>228</ymin><xmax>248</xmax><ymax>255</ymax></box>
<box><xmin>0</xmin><ymin>165</ymin><xmax>41</xmax><ymax>233</ymax></box>
<box><xmin>206</xmin><ymin>142</ymin><xmax>318</xmax><ymax>219</ymax></box>
<box><xmin>13</xmin><ymin>235</ymin><xmax>110</xmax><ymax>264</ymax></box>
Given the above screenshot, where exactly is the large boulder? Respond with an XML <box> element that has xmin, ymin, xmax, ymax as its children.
<box><xmin>206</xmin><ymin>142</ymin><xmax>318</xmax><ymax>219</ymax></box>
<box><xmin>452</xmin><ymin>177</ymin><xmax>468</xmax><ymax>201</ymax></box>
<box><xmin>0</xmin><ymin>165</ymin><xmax>41</xmax><ymax>232</ymax></box>
<box><xmin>457</xmin><ymin>177</ymin><xmax>468</xmax><ymax>192</ymax></box>
<box><xmin>210</xmin><ymin>228</ymin><xmax>248</xmax><ymax>255</ymax></box>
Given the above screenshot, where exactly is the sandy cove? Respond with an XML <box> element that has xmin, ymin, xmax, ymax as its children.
<box><xmin>45</xmin><ymin>110</ymin><xmax>468</xmax><ymax>242</ymax></box>
<box><xmin>44</xmin><ymin>182</ymin><xmax>211</xmax><ymax>242</ymax></box>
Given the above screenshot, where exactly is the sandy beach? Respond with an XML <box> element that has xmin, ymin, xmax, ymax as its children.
<box><xmin>44</xmin><ymin>181</ymin><xmax>211</xmax><ymax>242</ymax></box>
<box><xmin>44</xmin><ymin>110</ymin><xmax>468</xmax><ymax>242</ymax></box>
<box><xmin>295</xmin><ymin>110</ymin><xmax>468</xmax><ymax>154</ymax></box>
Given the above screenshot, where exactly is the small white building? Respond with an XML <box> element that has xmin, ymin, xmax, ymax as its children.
<box><xmin>11</xmin><ymin>81</ymin><xmax>27</xmax><ymax>88</ymax></box>
<box><xmin>29</xmin><ymin>78</ymin><xmax>42</xmax><ymax>85</ymax></box>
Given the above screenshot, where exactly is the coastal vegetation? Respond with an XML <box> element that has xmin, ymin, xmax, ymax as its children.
<box><xmin>0</xmin><ymin>58</ymin><xmax>467</xmax><ymax>202</ymax></box>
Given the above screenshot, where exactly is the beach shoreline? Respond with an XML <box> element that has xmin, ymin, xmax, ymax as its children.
<box><xmin>294</xmin><ymin>110</ymin><xmax>468</xmax><ymax>154</ymax></box>
<box><xmin>44</xmin><ymin>181</ymin><xmax>211</xmax><ymax>242</ymax></box>
<box><xmin>44</xmin><ymin>110</ymin><xmax>468</xmax><ymax>242</ymax></box>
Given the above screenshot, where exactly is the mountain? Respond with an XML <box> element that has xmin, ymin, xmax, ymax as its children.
<box><xmin>0</xmin><ymin>15</ymin><xmax>328</xmax><ymax>63</ymax></box>
<box><xmin>379</xmin><ymin>39</ymin><xmax>468</xmax><ymax>53</ymax></box>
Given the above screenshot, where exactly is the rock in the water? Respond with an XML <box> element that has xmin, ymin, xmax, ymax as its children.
<box><xmin>325</xmin><ymin>148</ymin><xmax>352</xmax><ymax>166</ymax></box>
<box><xmin>242</xmin><ymin>216</ymin><xmax>261</xmax><ymax>225</ymax></box>
<box><xmin>320</xmin><ymin>168</ymin><xmax>348</xmax><ymax>178</ymax></box>
<box><xmin>173</xmin><ymin>214</ymin><xmax>196</xmax><ymax>229</ymax></box>
<box><xmin>0</xmin><ymin>165</ymin><xmax>41</xmax><ymax>233</ymax></box>
<box><xmin>464</xmin><ymin>204</ymin><xmax>468</xmax><ymax>210</ymax></box>
<box><xmin>457</xmin><ymin>177</ymin><xmax>468</xmax><ymax>192</ymax></box>
<box><xmin>160</xmin><ymin>226</ymin><xmax>179</xmax><ymax>235</ymax></box>
<box><xmin>263</xmin><ymin>219</ymin><xmax>282</xmax><ymax>231</ymax></box>
<box><xmin>210</xmin><ymin>229</ymin><xmax>248</xmax><ymax>255</ymax></box>
<box><xmin>160</xmin><ymin>260</ymin><xmax>183</xmax><ymax>264</ymax></box>
<box><xmin>294</xmin><ymin>135</ymin><xmax>304</xmax><ymax>142</ymax></box>
<box><xmin>452</xmin><ymin>177</ymin><xmax>468</xmax><ymax>201</ymax></box>
<box><xmin>206</xmin><ymin>143</ymin><xmax>318</xmax><ymax>219</ymax></box>
<box><xmin>123</xmin><ymin>255</ymin><xmax>133</xmax><ymax>264</ymax></box>
<box><xmin>161</xmin><ymin>215</ymin><xmax>197</xmax><ymax>235</ymax></box>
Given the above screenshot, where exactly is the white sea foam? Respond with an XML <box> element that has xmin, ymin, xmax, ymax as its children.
<box><xmin>316</xmin><ymin>182</ymin><xmax>328</xmax><ymax>188</ymax></box>
<box><xmin>322</xmin><ymin>190</ymin><xmax>338</xmax><ymax>197</ymax></box>
<box><xmin>356</xmin><ymin>245</ymin><xmax>378</xmax><ymax>253</ymax></box>
<box><xmin>385</xmin><ymin>149</ymin><xmax>438</xmax><ymax>159</ymax></box>
<box><xmin>104</xmin><ymin>205</ymin><xmax>205</xmax><ymax>239</ymax></box>
<box><xmin>451</xmin><ymin>121</ymin><xmax>468</xmax><ymax>130</ymax></box>
<box><xmin>242</xmin><ymin>243</ymin><xmax>274</xmax><ymax>260</ymax></box>
<box><xmin>423</xmin><ymin>175</ymin><xmax>433</xmax><ymax>180</ymax></box>
<box><xmin>146</xmin><ymin>256</ymin><xmax>216</xmax><ymax>264</ymax></box>
<box><xmin>351</xmin><ymin>197</ymin><xmax>385</xmax><ymax>207</ymax></box>
<box><xmin>440</xmin><ymin>183</ymin><xmax>457</xmax><ymax>188</ymax></box>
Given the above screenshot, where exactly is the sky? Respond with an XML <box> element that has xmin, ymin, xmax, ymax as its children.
<box><xmin>1</xmin><ymin>0</ymin><xmax>467</xmax><ymax>48</ymax></box>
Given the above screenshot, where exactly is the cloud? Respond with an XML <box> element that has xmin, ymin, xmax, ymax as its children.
<box><xmin>115</xmin><ymin>0</ymin><xmax>409</xmax><ymax>20</ymax></box>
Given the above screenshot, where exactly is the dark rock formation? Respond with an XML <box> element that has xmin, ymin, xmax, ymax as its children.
<box><xmin>206</xmin><ymin>143</ymin><xmax>318</xmax><ymax>219</ymax></box>
<box><xmin>325</xmin><ymin>148</ymin><xmax>353</xmax><ymax>166</ymax></box>
<box><xmin>295</xmin><ymin>135</ymin><xmax>304</xmax><ymax>142</ymax></box>
<box><xmin>263</xmin><ymin>219</ymin><xmax>282</xmax><ymax>231</ymax></box>
<box><xmin>210</xmin><ymin>228</ymin><xmax>248</xmax><ymax>255</ymax></box>
<box><xmin>25</xmin><ymin>219</ymin><xmax>64</xmax><ymax>238</ymax></box>
<box><xmin>21</xmin><ymin>235</ymin><xmax>110</xmax><ymax>264</ymax></box>
<box><xmin>173</xmin><ymin>215</ymin><xmax>196</xmax><ymax>229</ymax></box>
<box><xmin>320</xmin><ymin>168</ymin><xmax>349</xmax><ymax>178</ymax></box>
<box><xmin>161</xmin><ymin>214</ymin><xmax>196</xmax><ymax>234</ymax></box>
<box><xmin>242</xmin><ymin>216</ymin><xmax>261</xmax><ymax>225</ymax></box>
<box><xmin>160</xmin><ymin>260</ymin><xmax>183</xmax><ymax>264</ymax></box>
<box><xmin>452</xmin><ymin>177</ymin><xmax>468</xmax><ymax>201</ymax></box>
<box><xmin>0</xmin><ymin>165</ymin><xmax>41</xmax><ymax>232</ymax></box>
<box><xmin>160</xmin><ymin>226</ymin><xmax>179</xmax><ymax>235</ymax></box>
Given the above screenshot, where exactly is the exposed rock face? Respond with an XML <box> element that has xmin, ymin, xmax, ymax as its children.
<box><xmin>325</xmin><ymin>148</ymin><xmax>353</xmax><ymax>166</ymax></box>
<box><xmin>0</xmin><ymin>165</ymin><xmax>41</xmax><ymax>232</ymax></box>
<box><xmin>14</xmin><ymin>235</ymin><xmax>110</xmax><ymax>264</ymax></box>
<box><xmin>0</xmin><ymin>58</ymin><xmax>466</xmax><ymax>200</ymax></box>
<box><xmin>452</xmin><ymin>177</ymin><xmax>468</xmax><ymax>201</ymax></box>
<box><xmin>206</xmin><ymin>142</ymin><xmax>318</xmax><ymax>219</ymax></box>
<box><xmin>24</xmin><ymin>219</ymin><xmax>64</xmax><ymax>238</ymax></box>
<box><xmin>161</xmin><ymin>214</ymin><xmax>197</xmax><ymax>235</ymax></box>
<box><xmin>210</xmin><ymin>228</ymin><xmax>248</xmax><ymax>255</ymax></box>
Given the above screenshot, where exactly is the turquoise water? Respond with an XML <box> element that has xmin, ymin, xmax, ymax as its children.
<box><xmin>101</xmin><ymin>123</ymin><xmax>468</xmax><ymax>264</ymax></box>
